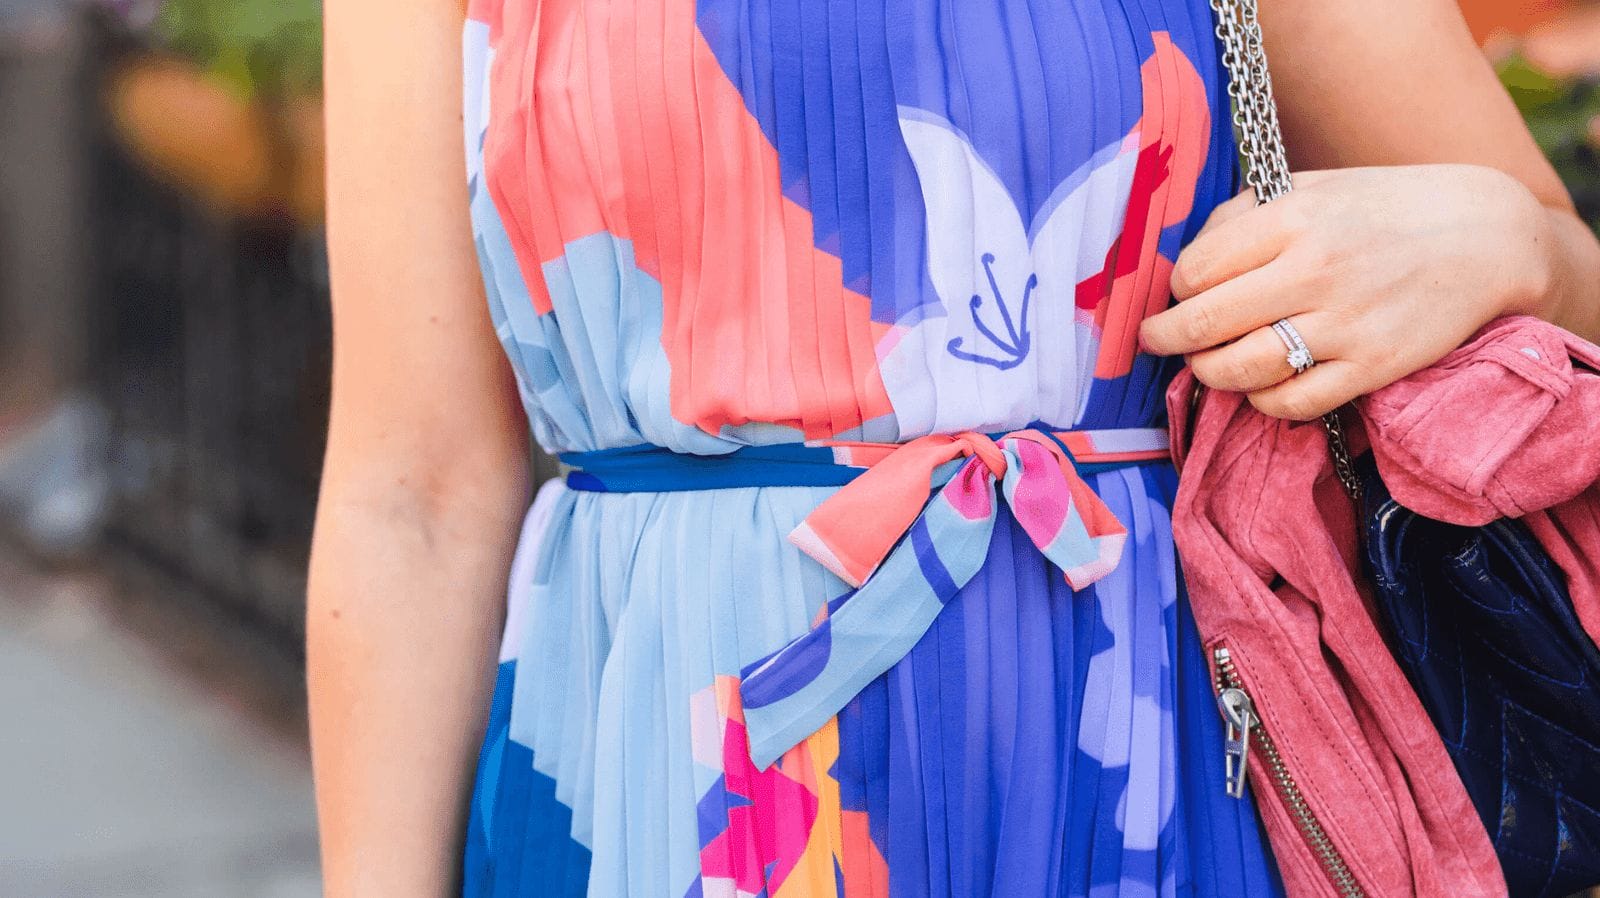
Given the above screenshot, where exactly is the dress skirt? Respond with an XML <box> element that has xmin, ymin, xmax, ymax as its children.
<box><xmin>463</xmin><ymin>466</ymin><xmax>1284</xmax><ymax>897</ymax></box>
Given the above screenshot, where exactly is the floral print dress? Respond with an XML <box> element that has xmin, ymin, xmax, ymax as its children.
<box><xmin>459</xmin><ymin>0</ymin><xmax>1286</xmax><ymax>894</ymax></box>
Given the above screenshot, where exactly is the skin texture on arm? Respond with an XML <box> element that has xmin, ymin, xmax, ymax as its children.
<box><xmin>1139</xmin><ymin>0</ymin><xmax>1600</xmax><ymax>419</ymax></box>
<box><xmin>309</xmin><ymin>1</ymin><xmax>530</xmax><ymax>895</ymax></box>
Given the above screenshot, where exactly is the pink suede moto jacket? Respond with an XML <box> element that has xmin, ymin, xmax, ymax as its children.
<box><xmin>1167</xmin><ymin>316</ymin><xmax>1600</xmax><ymax>898</ymax></box>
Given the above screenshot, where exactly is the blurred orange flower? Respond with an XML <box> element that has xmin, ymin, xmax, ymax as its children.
<box><xmin>1459</xmin><ymin>0</ymin><xmax>1572</xmax><ymax>43</ymax></box>
<box><xmin>1521</xmin><ymin>3</ymin><xmax>1600</xmax><ymax>78</ymax></box>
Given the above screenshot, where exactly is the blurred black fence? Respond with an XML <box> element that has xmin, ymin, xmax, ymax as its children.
<box><xmin>64</xmin><ymin>10</ymin><xmax>561</xmax><ymax>665</ymax></box>
<box><xmin>87</xmin><ymin>97</ymin><xmax>331</xmax><ymax>654</ymax></box>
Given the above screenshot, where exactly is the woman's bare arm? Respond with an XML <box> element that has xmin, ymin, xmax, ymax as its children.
<box><xmin>310</xmin><ymin>1</ymin><xmax>529</xmax><ymax>894</ymax></box>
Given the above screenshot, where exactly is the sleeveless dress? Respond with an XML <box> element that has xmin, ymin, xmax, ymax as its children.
<box><xmin>459</xmin><ymin>0</ymin><xmax>1286</xmax><ymax>895</ymax></box>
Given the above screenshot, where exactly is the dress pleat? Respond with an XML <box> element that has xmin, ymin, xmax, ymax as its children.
<box><xmin>459</xmin><ymin>0</ymin><xmax>1286</xmax><ymax>894</ymax></box>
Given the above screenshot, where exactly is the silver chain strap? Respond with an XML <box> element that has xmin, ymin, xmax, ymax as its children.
<box><xmin>1208</xmin><ymin>0</ymin><xmax>1364</xmax><ymax>499</ymax></box>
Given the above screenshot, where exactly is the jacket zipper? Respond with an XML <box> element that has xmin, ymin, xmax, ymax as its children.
<box><xmin>1213</xmin><ymin>646</ymin><xmax>1368</xmax><ymax>898</ymax></box>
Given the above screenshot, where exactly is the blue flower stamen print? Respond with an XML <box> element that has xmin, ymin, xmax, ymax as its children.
<box><xmin>947</xmin><ymin>252</ymin><xmax>1037</xmax><ymax>370</ymax></box>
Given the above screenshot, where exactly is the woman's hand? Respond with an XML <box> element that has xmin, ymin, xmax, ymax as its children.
<box><xmin>1139</xmin><ymin>164</ymin><xmax>1559</xmax><ymax>420</ymax></box>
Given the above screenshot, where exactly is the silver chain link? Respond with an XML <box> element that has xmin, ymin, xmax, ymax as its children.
<box><xmin>1209</xmin><ymin>0</ymin><xmax>1364</xmax><ymax>499</ymax></box>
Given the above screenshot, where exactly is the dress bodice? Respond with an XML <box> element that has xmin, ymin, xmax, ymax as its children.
<box><xmin>463</xmin><ymin>0</ymin><xmax>1235</xmax><ymax>454</ymax></box>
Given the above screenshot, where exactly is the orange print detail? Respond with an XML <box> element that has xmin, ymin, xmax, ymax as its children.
<box><xmin>1083</xmin><ymin>32</ymin><xmax>1212</xmax><ymax>380</ymax></box>
<box><xmin>480</xmin><ymin>0</ymin><xmax>894</xmax><ymax>438</ymax></box>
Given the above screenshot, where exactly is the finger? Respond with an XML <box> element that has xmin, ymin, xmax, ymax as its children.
<box><xmin>1246</xmin><ymin>359</ymin><xmax>1365</xmax><ymax>422</ymax></box>
<box><xmin>1142</xmin><ymin>260</ymin><xmax>1306</xmax><ymax>357</ymax></box>
<box><xmin>1169</xmin><ymin>191</ymin><xmax>1309</xmax><ymax>300</ymax></box>
<box><xmin>1186</xmin><ymin>316</ymin><xmax>1339</xmax><ymax>394</ymax></box>
<box><xmin>1190</xmin><ymin>187</ymin><xmax>1259</xmax><ymax>236</ymax></box>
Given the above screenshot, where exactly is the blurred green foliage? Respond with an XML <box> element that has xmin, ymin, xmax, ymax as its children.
<box><xmin>1500</xmin><ymin>55</ymin><xmax>1600</xmax><ymax>234</ymax></box>
<box><xmin>154</xmin><ymin>0</ymin><xmax>322</xmax><ymax>100</ymax></box>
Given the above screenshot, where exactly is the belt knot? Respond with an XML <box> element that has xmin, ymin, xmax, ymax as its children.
<box><xmin>787</xmin><ymin>428</ymin><xmax>1124</xmax><ymax>591</ymax></box>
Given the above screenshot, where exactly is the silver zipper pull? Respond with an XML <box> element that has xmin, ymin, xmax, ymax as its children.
<box><xmin>1218</xmin><ymin>687</ymin><xmax>1256</xmax><ymax>799</ymax></box>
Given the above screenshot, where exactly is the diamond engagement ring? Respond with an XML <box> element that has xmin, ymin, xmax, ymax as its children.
<box><xmin>1271</xmin><ymin>319</ymin><xmax>1315</xmax><ymax>375</ymax></box>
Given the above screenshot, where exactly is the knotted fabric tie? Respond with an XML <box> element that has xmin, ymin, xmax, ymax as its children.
<box><xmin>740</xmin><ymin>429</ymin><xmax>1143</xmax><ymax>769</ymax></box>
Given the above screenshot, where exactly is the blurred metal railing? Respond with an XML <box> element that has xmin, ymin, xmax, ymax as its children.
<box><xmin>86</xmin><ymin>108</ymin><xmax>334</xmax><ymax>652</ymax></box>
<box><xmin>74</xmin><ymin>11</ymin><xmax>558</xmax><ymax>661</ymax></box>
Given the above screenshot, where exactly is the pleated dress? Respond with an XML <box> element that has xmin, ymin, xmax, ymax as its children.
<box><xmin>459</xmin><ymin>0</ymin><xmax>1287</xmax><ymax>895</ymax></box>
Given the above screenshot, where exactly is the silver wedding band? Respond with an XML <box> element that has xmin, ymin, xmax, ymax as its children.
<box><xmin>1271</xmin><ymin>318</ymin><xmax>1315</xmax><ymax>375</ymax></box>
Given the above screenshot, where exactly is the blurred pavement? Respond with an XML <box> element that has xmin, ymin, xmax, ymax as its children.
<box><xmin>0</xmin><ymin>554</ymin><xmax>321</xmax><ymax>897</ymax></box>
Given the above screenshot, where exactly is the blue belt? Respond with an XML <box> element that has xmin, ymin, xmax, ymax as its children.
<box><xmin>560</xmin><ymin>443</ymin><xmax>865</xmax><ymax>491</ymax></box>
<box><xmin>560</xmin><ymin>431</ymin><xmax>1169</xmax><ymax>493</ymax></box>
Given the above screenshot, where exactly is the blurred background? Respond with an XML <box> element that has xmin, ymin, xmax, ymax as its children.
<box><xmin>0</xmin><ymin>1</ymin><xmax>1595</xmax><ymax>895</ymax></box>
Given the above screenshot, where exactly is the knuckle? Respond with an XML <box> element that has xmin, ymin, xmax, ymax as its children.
<box><xmin>1168</xmin><ymin>264</ymin><xmax>1196</xmax><ymax>299</ymax></box>
<box><xmin>1180</xmin><ymin>303</ymin><xmax>1219</xmax><ymax>347</ymax></box>
<box><xmin>1222</xmin><ymin>355</ymin><xmax>1262</xmax><ymax>390</ymax></box>
<box><xmin>1246</xmin><ymin>391</ymin><xmax>1279</xmax><ymax>418</ymax></box>
<box><xmin>1248</xmin><ymin>388</ymin><xmax>1318</xmax><ymax>422</ymax></box>
<box><xmin>1290</xmin><ymin>255</ymin><xmax>1336</xmax><ymax>301</ymax></box>
<box><xmin>1294</xmin><ymin>234</ymin><xmax>1335</xmax><ymax>271</ymax></box>
<box><xmin>1171</xmin><ymin>251</ymin><xmax>1209</xmax><ymax>298</ymax></box>
<box><xmin>1276</xmin><ymin>198</ymin><xmax>1317</xmax><ymax>236</ymax></box>
<box><xmin>1196</xmin><ymin>351</ymin><xmax>1255</xmax><ymax>392</ymax></box>
<box><xmin>1279</xmin><ymin>392</ymin><xmax>1325</xmax><ymax>422</ymax></box>
<box><xmin>1326</xmin><ymin>300</ymin><xmax>1365</xmax><ymax>334</ymax></box>
<box><xmin>1287</xmin><ymin>238</ymin><xmax>1349</xmax><ymax>301</ymax></box>
<box><xmin>1138</xmin><ymin>319</ymin><xmax>1170</xmax><ymax>354</ymax></box>
<box><xmin>1196</xmin><ymin>342</ymin><xmax>1280</xmax><ymax>392</ymax></box>
<box><xmin>1188</xmin><ymin>354</ymin><xmax>1222</xmax><ymax>389</ymax></box>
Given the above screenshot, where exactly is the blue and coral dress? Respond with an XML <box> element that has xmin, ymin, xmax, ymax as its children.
<box><xmin>460</xmin><ymin>0</ymin><xmax>1285</xmax><ymax>894</ymax></box>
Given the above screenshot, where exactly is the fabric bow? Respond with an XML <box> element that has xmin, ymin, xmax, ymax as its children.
<box><xmin>739</xmin><ymin>430</ymin><xmax>1130</xmax><ymax>769</ymax></box>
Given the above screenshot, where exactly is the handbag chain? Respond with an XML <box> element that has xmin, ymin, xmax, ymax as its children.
<box><xmin>1208</xmin><ymin>0</ymin><xmax>1365</xmax><ymax>500</ymax></box>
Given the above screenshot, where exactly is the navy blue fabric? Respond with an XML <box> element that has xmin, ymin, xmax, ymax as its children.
<box><xmin>464</xmin><ymin>662</ymin><xmax>592</xmax><ymax>897</ymax></box>
<box><xmin>1359</xmin><ymin>457</ymin><xmax>1600</xmax><ymax>898</ymax></box>
<box><xmin>561</xmin><ymin>440</ymin><xmax>1158</xmax><ymax>494</ymax></box>
<box><xmin>560</xmin><ymin>444</ymin><xmax>864</xmax><ymax>492</ymax></box>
